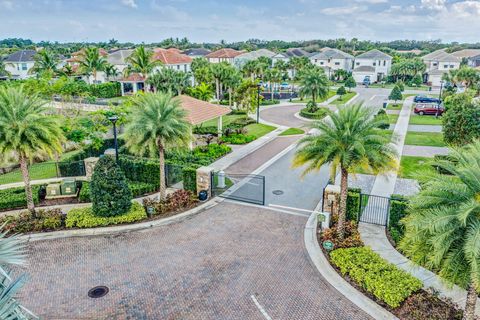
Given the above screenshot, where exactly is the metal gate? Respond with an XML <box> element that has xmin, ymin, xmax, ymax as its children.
<box><xmin>211</xmin><ymin>172</ymin><xmax>265</xmax><ymax>205</ymax></box>
<box><xmin>359</xmin><ymin>194</ymin><xmax>391</xmax><ymax>226</ymax></box>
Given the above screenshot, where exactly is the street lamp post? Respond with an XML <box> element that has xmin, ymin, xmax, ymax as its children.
<box><xmin>108</xmin><ymin>115</ymin><xmax>119</xmax><ymax>162</ymax></box>
<box><xmin>256</xmin><ymin>83</ymin><xmax>261</xmax><ymax>124</ymax></box>
<box><xmin>439</xmin><ymin>80</ymin><xmax>444</xmax><ymax>101</ymax></box>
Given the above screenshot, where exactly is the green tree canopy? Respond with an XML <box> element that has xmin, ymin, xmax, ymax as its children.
<box><xmin>389</xmin><ymin>85</ymin><xmax>403</xmax><ymax>102</ymax></box>
<box><xmin>298</xmin><ymin>66</ymin><xmax>329</xmax><ymax>105</ymax></box>
<box><xmin>443</xmin><ymin>92</ymin><xmax>480</xmax><ymax>146</ymax></box>
<box><xmin>344</xmin><ymin>76</ymin><xmax>356</xmax><ymax>91</ymax></box>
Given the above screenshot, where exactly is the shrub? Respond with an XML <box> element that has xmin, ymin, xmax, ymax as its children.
<box><xmin>0</xmin><ymin>208</ymin><xmax>64</xmax><ymax>233</ymax></box>
<box><xmin>300</xmin><ymin>107</ymin><xmax>329</xmax><ymax>119</ymax></box>
<box><xmin>89</xmin><ymin>82</ymin><xmax>121</xmax><ymax>98</ymax></box>
<box><xmin>79</xmin><ymin>180</ymin><xmax>158</xmax><ymax>202</ymax></box>
<box><xmin>330</xmin><ymin>247</ymin><xmax>422</xmax><ymax>308</ymax></box>
<box><xmin>57</xmin><ymin>160</ymin><xmax>85</xmax><ymax>177</ymax></box>
<box><xmin>220</xmin><ymin>134</ymin><xmax>256</xmax><ymax>144</ymax></box>
<box><xmin>322</xmin><ymin>214</ymin><xmax>363</xmax><ymax>249</ymax></box>
<box><xmin>395</xmin><ymin>290</ymin><xmax>463</xmax><ymax>320</ymax></box>
<box><xmin>336</xmin><ymin>86</ymin><xmax>347</xmax><ymax>97</ymax></box>
<box><xmin>118</xmin><ymin>156</ymin><xmax>160</xmax><ymax>186</ymax></box>
<box><xmin>90</xmin><ymin>156</ymin><xmax>132</xmax><ymax>217</ymax></box>
<box><xmin>388</xmin><ymin>197</ymin><xmax>409</xmax><ymax>244</ymax></box>
<box><xmin>66</xmin><ymin>202</ymin><xmax>146</xmax><ymax>228</ymax></box>
<box><xmin>143</xmin><ymin>190</ymin><xmax>197</xmax><ymax>216</ymax></box>
<box><xmin>346</xmin><ymin>189</ymin><xmax>361</xmax><ymax>221</ymax></box>
<box><xmin>182</xmin><ymin>167</ymin><xmax>197</xmax><ymax>193</ymax></box>
<box><xmin>0</xmin><ymin>186</ymin><xmax>41</xmax><ymax>211</ymax></box>
<box><xmin>375</xmin><ymin>109</ymin><xmax>390</xmax><ymax>129</ymax></box>
<box><xmin>260</xmin><ymin>99</ymin><xmax>280</xmax><ymax>106</ymax></box>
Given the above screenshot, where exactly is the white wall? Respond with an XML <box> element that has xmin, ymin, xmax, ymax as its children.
<box><xmin>5</xmin><ymin>62</ymin><xmax>35</xmax><ymax>79</ymax></box>
<box><xmin>311</xmin><ymin>58</ymin><xmax>353</xmax><ymax>72</ymax></box>
<box><xmin>354</xmin><ymin>58</ymin><xmax>391</xmax><ymax>81</ymax></box>
<box><xmin>353</xmin><ymin>71</ymin><xmax>376</xmax><ymax>83</ymax></box>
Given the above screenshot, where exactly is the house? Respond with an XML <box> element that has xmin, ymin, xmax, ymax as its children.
<box><xmin>352</xmin><ymin>49</ymin><xmax>392</xmax><ymax>83</ymax></box>
<box><xmin>309</xmin><ymin>48</ymin><xmax>354</xmax><ymax>78</ymax></box>
<box><xmin>233</xmin><ymin>49</ymin><xmax>276</xmax><ymax>68</ymax></box>
<box><xmin>107</xmin><ymin>49</ymin><xmax>134</xmax><ymax>75</ymax></box>
<box><xmin>205</xmin><ymin>48</ymin><xmax>243</xmax><ymax>64</ymax></box>
<box><xmin>450</xmin><ymin>49</ymin><xmax>480</xmax><ymax>68</ymax></box>
<box><xmin>183</xmin><ymin>48</ymin><xmax>211</xmax><ymax>59</ymax></box>
<box><xmin>271</xmin><ymin>47</ymin><xmax>309</xmax><ymax>65</ymax></box>
<box><xmin>422</xmin><ymin>49</ymin><xmax>460</xmax><ymax>87</ymax></box>
<box><xmin>469</xmin><ymin>55</ymin><xmax>480</xmax><ymax>68</ymax></box>
<box><xmin>153</xmin><ymin>48</ymin><xmax>193</xmax><ymax>72</ymax></box>
<box><xmin>3</xmin><ymin>50</ymin><xmax>37</xmax><ymax>79</ymax></box>
<box><xmin>65</xmin><ymin>48</ymin><xmax>109</xmax><ymax>83</ymax></box>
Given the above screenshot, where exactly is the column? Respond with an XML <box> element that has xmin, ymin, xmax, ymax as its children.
<box><xmin>217</xmin><ymin>116</ymin><xmax>223</xmax><ymax>137</ymax></box>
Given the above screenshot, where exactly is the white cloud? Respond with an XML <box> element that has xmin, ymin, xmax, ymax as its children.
<box><xmin>121</xmin><ymin>0</ymin><xmax>137</xmax><ymax>8</ymax></box>
<box><xmin>451</xmin><ymin>0</ymin><xmax>480</xmax><ymax>16</ymax></box>
<box><xmin>0</xmin><ymin>0</ymin><xmax>14</xmax><ymax>10</ymax></box>
<box><xmin>321</xmin><ymin>5</ymin><xmax>367</xmax><ymax>15</ymax></box>
<box><xmin>421</xmin><ymin>0</ymin><xmax>446</xmax><ymax>11</ymax></box>
<box><xmin>354</xmin><ymin>0</ymin><xmax>388</xmax><ymax>4</ymax></box>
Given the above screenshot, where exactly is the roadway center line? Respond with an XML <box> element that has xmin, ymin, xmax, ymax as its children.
<box><xmin>251</xmin><ymin>295</ymin><xmax>273</xmax><ymax>320</ymax></box>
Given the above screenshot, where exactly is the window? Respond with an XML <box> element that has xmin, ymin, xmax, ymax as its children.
<box><xmin>433</xmin><ymin>62</ymin><xmax>438</xmax><ymax>66</ymax></box>
<box><xmin>320</xmin><ymin>61</ymin><xmax>324</xmax><ymax>65</ymax></box>
<box><xmin>383</xmin><ymin>60</ymin><xmax>386</xmax><ymax>66</ymax></box>
<box><xmin>356</xmin><ymin>62</ymin><xmax>360</xmax><ymax>66</ymax></box>
<box><xmin>314</xmin><ymin>59</ymin><xmax>317</xmax><ymax>63</ymax></box>
<box><xmin>373</xmin><ymin>62</ymin><xmax>376</xmax><ymax>66</ymax></box>
<box><xmin>444</xmin><ymin>65</ymin><xmax>448</xmax><ymax>69</ymax></box>
<box><xmin>334</xmin><ymin>62</ymin><xmax>340</xmax><ymax>65</ymax></box>
<box><xmin>177</xmin><ymin>65</ymin><xmax>180</xmax><ymax>70</ymax></box>
<box><xmin>21</xmin><ymin>63</ymin><xmax>27</xmax><ymax>71</ymax></box>
<box><xmin>184</xmin><ymin>65</ymin><xmax>187</xmax><ymax>72</ymax></box>
<box><xmin>450</xmin><ymin>65</ymin><xmax>454</xmax><ymax>68</ymax></box>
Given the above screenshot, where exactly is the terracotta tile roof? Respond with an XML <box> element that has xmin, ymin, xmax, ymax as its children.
<box><xmin>66</xmin><ymin>48</ymin><xmax>108</xmax><ymax>63</ymax></box>
<box><xmin>153</xmin><ymin>48</ymin><xmax>192</xmax><ymax>65</ymax></box>
<box><xmin>175</xmin><ymin>95</ymin><xmax>231</xmax><ymax>125</ymax></box>
<box><xmin>205</xmin><ymin>48</ymin><xmax>243</xmax><ymax>59</ymax></box>
<box><xmin>119</xmin><ymin>73</ymin><xmax>146</xmax><ymax>82</ymax></box>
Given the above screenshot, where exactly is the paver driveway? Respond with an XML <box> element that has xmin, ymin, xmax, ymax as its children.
<box><xmin>19</xmin><ymin>202</ymin><xmax>369</xmax><ymax>320</ymax></box>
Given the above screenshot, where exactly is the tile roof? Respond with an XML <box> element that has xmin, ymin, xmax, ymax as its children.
<box><xmin>66</xmin><ymin>48</ymin><xmax>108</xmax><ymax>63</ymax></box>
<box><xmin>422</xmin><ymin>49</ymin><xmax>460</xmax><ymax>63</ymax></box>
<box><xmin>5</xmin><ymin>50</ymin><xmax>37</xmax><ymax>62</ymax></box>
<box><xmin>235</xmin><ymin>49</ymin><xmax>276</xmax><ymax>60</ymax></box>
<box><xmin>355</xmin><ymin>49</ymin><xmax>392</xmax><ymax>60</ymax></box>
<box><xmin>119</xmin><ymin>73</ymin><xmax>146</xmax><ymax>82</ymax></box>
<box><xmin>451</xmin><ymin>49</ymin><xmax>480</xmax><ymax>59</ymax></box>
<box><xmin>176</xmin><ymin>95</ymin><xmax>231</xmax><ymax>125</ymax></box>
<box><xmin>153</xmin><ymin>48</ymin><xmax>192</xmax><ymax>65</ymax></box>
<box><xmin>310</xmin><ymin>48</ymin><xmax>354</xmax><ymax>60</ymax></box>
<box><xmin>205</xmin><ymin>48</ymin><xmax>243</xmax><ymax>59</ymax></box>
<box><xmin>183</xmin><ymin>48</ymin><xmax>211</xmax><ymax>57</ymax></box>
<box><xmin>285</xmin><ymin>48</ymin><xmax>309</xmax><ymax>57</ymax></box>
<box><xmin>107</xmin><ymin>49</ymin><xmax>134</xmax><ymax>65</ymax></box>
<box><xmin>353</xmin><ymin>66</ymin><xmax>376</xmax><ymax>72</ymax></box>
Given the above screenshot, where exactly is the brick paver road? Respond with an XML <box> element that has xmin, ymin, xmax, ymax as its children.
<box><xmin>18</xmin><ymin>202</ymin><xmax>370</xmax><ymax>320</ymax></box>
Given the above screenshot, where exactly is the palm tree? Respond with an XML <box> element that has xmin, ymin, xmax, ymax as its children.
<box><xmin>223</xmin><ymin>69</ymin><xmax>242</xmax><ymax>108</ymax></box>
<box><xmin>104</xmin><ymin>63</ymin><xmax>119</xmax><ymax>81</ymax></box>
<box><xmin>123</xmin><ymin>93</ymin><xmax>191</xmax><ymax>200</ymax></box>
<box><xmin>78</xmin><ymin>47</ymin><xmax>107</xmax><ymax>84</ymax></box>
<box><xmin>293</xmin><ymin>104</ymin><xmax>397</xmax><ymax>239</ymax></box>
<box><xmin>57</xmin><ymin>64</ymin><xmax>75</xmax><ymax>78</ymax></box>
<box><xmin>124</xmin><ymin>45</ymin><xmax>161</xmax><ymax>79</ymax></box>
<box><xmin>147</xmin><ymin>68</ymin><xmax>191</xmax><ymax>95</ymax></box>
<box><xmin>29</xmin><ymin>49</ymin><xmax>59</xmax><ymax>77</ymax></box>
<box><xmin>298</xmin><ymin>66</ymin><xmax>330</xmax><ymax>105</ymax></box>
<box><xmin>210</xmin><ymin>62</ymin><xmax>230</xmax><ymax>101</ymax></box>
<box><xmin>189</xmin><ymin>82</ymin><xmax>214</xmax><ymax>101</ymax></box>
<box><xmin>0</xmin><ymin>86</ymin><xmax>64</xmax><ymax>215</ymax></box>
<box><xmin>399</xmin><ymin>141</ymin><xmax>480</xmax><ymax>320</ymax></box>
<box><xmin>0</xmin><ymin>57</ymin><xmax>13</xmax><ymax>78</ymax></box>
<box><xmin>265</xmin><ymin>68</ymin><xmax>283</xmax><ymax>100</ymax></box>
<box><xmin>0</xmin><ymin>226</ymin><xmax>33</xmax><ymax>319</ymax></box>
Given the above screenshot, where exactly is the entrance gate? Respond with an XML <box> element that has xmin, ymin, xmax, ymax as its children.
<box><xmin>211</xmin><ymin>172</ymin><xmax>265</xmax><ymax>205</ymax></box>
<box><xmin>358</xmin><ymin>194</ymin><xmax>391</xmax><ymax>226</ymax></box>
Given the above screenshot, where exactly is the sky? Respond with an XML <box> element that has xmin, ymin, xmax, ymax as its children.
<box><xmin>0</xmin><ymin>0</ymin><xmax>479</xmax><ymax>44</ymax></box>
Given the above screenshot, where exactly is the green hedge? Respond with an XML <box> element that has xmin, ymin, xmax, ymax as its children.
<box><xmin>300</xmin><ymin>107</ymin><xmax>329</xmax><ymax>119</ymax></box>
<box><xmin>346</xmin><ymin>190</ymin><xmax>361</xmax><ymax>221</ymax></box>
<box><xmin>388</xmin><ymin>195</ymin><xmax>409</xmax><ymax>244</ymax></box>
<box><xmin>89</xmin><ymin>82</ymin><xmax>121</xmax><ymax>98</ymax></box>
<box><xmin>79</xmin><ymin>180</ymin><xmax>158</xmax><ymax>203</ymax></box>
<box><xmin>182</xmin><ymin>167</ymin><xmax>197</xmax><ymax>193</ymax></box>
<box><xmin>66</xmin><ymin>202</ymin><xmax>146</xmax><ymax>228</ymax></box>
<box><xmin>330</xmin><ymin>247</ymin><xmax>422</xmax><ymax>308</ymax></box>
<box><xmin>220</xmin><ymin>134</ymin><xmax>255</xmax><ymax>144</ymax></box>
<box><xmin>0</xmin><ymin>186</ymin><xmax>41</xmax><ymax>211</ymax></box>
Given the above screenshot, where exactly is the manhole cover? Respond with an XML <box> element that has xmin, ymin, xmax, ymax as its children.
<box><xmin>88</xmin><ymin>286</ymin><xmax>109</xmax><ymax>298</ymax></box>
<box><xmin>272</xmin><ymin>190</ymin><xmax>284</xmax><ymax>195</ymax></box>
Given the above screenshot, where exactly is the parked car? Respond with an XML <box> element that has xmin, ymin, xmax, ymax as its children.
<box><xmin>363</xmin><ymin>76</ymin><xmax>371</xmax><ymax>86</ymax></box>
<box><xmin>413</xmin><ymin>95</ymin><xmax>441</xmax><ymax>104</ymax></box>
<box><xmin>414</xmin><ymin>103</ymin><xmax>444</xmax><ymax>116</ymax></box>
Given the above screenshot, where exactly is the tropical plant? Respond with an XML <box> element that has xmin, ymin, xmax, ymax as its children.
<box><xmin>298</xmin><ymin>66</ymin><xmax>330</xmax><ymax>104</ymax></box>
<box><xmin>293</xmin><ymin>104</ymin><xmax>397</xmax><ymax>239</ymax></box>
<box><xmin>147</xmin><ymin>68</ymin><xmax>192</xmax><ymax>95</ymax></box>
<box><xmin>0</xmin><ymin>57</ymin><xmax>13</xmax><ymax>78</ymax></box>
<box><xmin>78</xmin><ymin>47</ymin><xmax>107</xmax><ymax>84</ymax></box>
<box><xmin>288</xmin><ymin>56</ymin><xmax>310</xmax><ymax>80</ymax></box>
<box><xmin>124</xmin><ymin>45</ymin><xmax>161</xmax><ymax>79</ymax></box>
<box><xmin>344</xmin><ymin>76</ymin><xmax>356</xmax><ymax>92</ymax></box>
<box><xmin>265</xmin><ymin>68</ymin><xmax>283</xmax><ymax>100</ymax></box>
<box><xmin>123</xmin><ymin>93</ymin><xmax>191</xmax><ymax>200</ymax></box>
<box><xmin>389</xmin><ymin>85</ymin><xmax>403</xmax><ymax>103</ymax></box>
<box><xmin>399</xmin><ymin>140</ymin><xmax>480</xmax><ymax>320</ymax></box>
<box><xmin>104</xmin><ymin>63</ymin><xmax>119</xmax><ymax>81</ymax></box>
<box><xmin>210</xmin><ymin>62</ymin><xmax>231</xmax><ymax>100</ymax></box>
<box><xmin>29</xmin><ymin>49</ymin><xmax>59</xmax><ymax>77</ymax></box>
<box><xmin>0</xmin><ymin>86</ymin><xmax>64</xmax><ymax>215</ymax></box>
<box><xmin>336</xmin><ymin>86</ymin><xmax>347</xmax><ymax>99</ymax></box>
<box><xmin>188</xmin><ymin>82</ymin><xmax>214</xmax><ymax>101</ymax></box>
<box><xmin>223</xmin><ymin>69</ymin><xmax>242</xmax><ymax>107</ymax></box>
<box><xmin>57</xmin><ymin>64</ymin><xmax>75</xmax><ymax>78</ymax></box>
<box><xmin>443</xmin><ymin>92</ymin><xmax>480</xmax><ymax>146</ymax></box>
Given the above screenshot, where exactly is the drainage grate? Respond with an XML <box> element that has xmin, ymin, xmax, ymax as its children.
<box><xmin>88</xmin><ymin>286</ymin><xmax>109</xmax><ymax>298</ymax></box>
<box><xmin>272</xmin><ymin>190</ymin><xmax>284</xmax><ymax>195</ymax></box>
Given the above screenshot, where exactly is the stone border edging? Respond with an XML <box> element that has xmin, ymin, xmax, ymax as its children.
<box><xmin>304</xmin><ymin>211</ymin><xmax>398</xmax><ymax>320</ymax></box>
<box><xmin>19</xmin><ymin>198</ymin><xmax>220</xmax><ymax>242</ymax></box>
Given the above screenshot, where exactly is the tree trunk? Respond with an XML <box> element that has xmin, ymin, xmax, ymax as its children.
<box><xmin>158</xmin><ymin>143</ymin><xmax>167</xmax><ymax>201</ymax></box>
<box><xmin>271</xmin><ymin>82</ymin><xmax>274</xmax><ymax>101</ymax></box>
<box><xmin>19</xmin><ymin>156</ymin><xmax>35</xmax><ymax>216</ymax></box>
<box><xmin>228</xmin><ymin>87</ymin><xmax>232</xmax><ymax>108</ymax></box>
<box><xmin>337</xmin><ymin>167</ymin><xmax>348</xmax><ymax>240</ymax></box>
<box><xmin>463</xmin><ymin>282</ymin><xmax>478</xmax><ymax>320</ymax></box>
<box><xmin>215</xmin><ymin>78</ymin><xmax>220</xmax><ymax>100</ymax></box>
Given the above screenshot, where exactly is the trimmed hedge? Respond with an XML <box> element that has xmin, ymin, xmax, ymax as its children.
<box><xmin>330</xmin><ymin>247</ymin><xmax>422</xmax><ymax>308</ymax></box>
<box><xmin>0</xmin><ymin>209</ymin><xmax>63</xmax><ymax>233</ymax></box>
<box><xmin>0</xmin><ymin>186</ymin><xmax>41</xmax><ymax>211</ymax></box>
<box><xmin>300</xmin><ymin>107</ymin><xmax>329</xmax><ymax>119</ymax></box>
<box><xmin>89</xmin><ymin>82</ymin><xmax>121</xmax><ymax>98</ymax></box>
<box><xmin>388</xmin><ymin>195</ymin><xmax>409</xmax><ymax>244</ymax></box>
<box><xmin>79</xmin><ymin>180</ymin><xmax>158</xmax><ymax>202</ymax></box>
<box><xmin>182</xmin><ymin>167</ymin><xmax>197</xmax><ymax>193</ymax></box>
<box><xmin>220</xmin><ymin>134</ymin><xmax>256</xmax><ymax>144</ymax></box>
<box><xmin>66</xmin><ymin>202</ymin><xmax>146</xmax><ymax>228</ymax></box>
<box><xmin>346</xmin><ymin>189</ymin><xmax>361</xmax><ymax>221</ymax></box>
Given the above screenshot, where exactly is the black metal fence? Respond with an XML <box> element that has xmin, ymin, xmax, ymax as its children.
<box><xmin>211</xmin><ymin>172</ymin><xmax>265</xmax><ymax>205</ymax></box>
<box><xmin>359</xmin><ymin>194</ymin><xmax>391</xmax><ymax>226</ymax></box>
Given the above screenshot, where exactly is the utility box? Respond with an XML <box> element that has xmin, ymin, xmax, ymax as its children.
<box><xmin>46</xmin><ymin>183</ymin><xmax>61</xmax><ymax>197</ymax></box>
<box><xmin>61</xmin><ymin>178</ymin><xmax>77</xmax><ymax>195</ymax></box>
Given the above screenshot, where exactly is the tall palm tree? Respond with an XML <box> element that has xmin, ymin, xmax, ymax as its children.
<box><xmin>223</xmin><ymin>69</ymin><xmax>242</xmax><ymax>108</ymax></box>
<box><xmin>298</xmin><ymin>66</ymin><xmax>330</xmax><ymax>105</ymax></box>
<box><xmin>210</xmin><ymin>62</ymin><xmax>230</xmax><ymax>101</ymax></box>
<box><xmin>0</xmin><ymin>226</ymin><xmax>33</xmax><ymax>319</ymax></box>
<box><xmin>78</xmin><ymin>47</ymin><xmax>107</xmax><ymax>84</ymax></box>
<box><xmin>29</xmin><ymin>49</ymin><xmax>59</xmax><ymax>77</ymax></box>
<box><xmin>293</xmin><ymin>104</ymin><xmax>397</xmax><ymax>239</ymax></box>
<box><xmin>104</xmin><ymin>63</ymin><xmax>119</xmax><ymax>81</ymax></box>
<box><xmin>0</xmin><ymin>86</ymin><xmax>64</xmax><ymax>215</ymax></box>
<box><xmin>123</xmin><ymin>93</ymin><xmax>191</xmax><ymax>200</ymax></box>
<box><xmin>399</xmin><ymin>141</ymin><xmax>480</xmax><ymax>320</ymax></box>
<box><xmin>147</xmin><ymin>68</ymin><xmax>191</xmax><ymax>95</ymax></box>
<box><xmin>124</xmin><ymin>45</ymin><xmax>161</xmax><ymax>79</ymax></box>
<box><xmin>57</xmin><ymin>64</ymin><xmax>75</xmax><ymax>78</ymax></box>
<box><xmin>265</xmin><ymin>68</ymin><xmax>283</xmax><ymax>100</ymax></box>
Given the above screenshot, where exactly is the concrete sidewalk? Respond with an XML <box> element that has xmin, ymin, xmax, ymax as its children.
<box><xmin>402</xmin><ymin>145</ymin><xmax>450</xmax><ymax>157</ymax></box>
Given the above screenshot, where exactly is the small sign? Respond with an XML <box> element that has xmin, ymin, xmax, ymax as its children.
<box><xmin>323</xmin><ymin>240</ymin><xmax>334</xmax><ymax>251</ymax></box>
<box><xmin>317</xmin><ymin>213</ymin><xmax>326</xmax><ymax>222</ymax></box>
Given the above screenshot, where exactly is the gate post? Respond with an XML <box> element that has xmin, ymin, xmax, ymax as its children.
<box><xmin>196</xmin><ymin>166</ymin><xmax>214</xmax><ymax>197</ymax></box>
<box><xmin>322</xmin><ymin>184</ymin><xmax>340</xmax><ymax>217</ymax></box>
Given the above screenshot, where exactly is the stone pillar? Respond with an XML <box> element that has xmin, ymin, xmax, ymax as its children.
<box><xmin>84</xmin><ymin>157</ymin><xmax>99</xmax><ymax>181</ymax></box>
<box><xmin>133</xmin><ymin>82</ymin><xmax>138</xmax><ymax>93</ymax></box>
<box><xmin>196</xmin><ymin>166</ymin><xmax>213</xmax><ymax>197</ymax></box>
<box><xmin>323</xmin><ymin>184</ymin><xmax>340</xmax><ymax>217</ymax></box>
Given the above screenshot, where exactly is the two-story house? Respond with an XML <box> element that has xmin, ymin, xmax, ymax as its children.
<box><xmin>422</xmin><ymin>49</ymin><xmax>460</xmax><ymax>87</ymax></box>
<box><xmin>309</xmin><ymin>48</ymin><xmax>354</xmax><ymax>78</ymax></box>
<box><xmin>451</xmin><ymin>49</ymin><xmax>480</xmax><ymax>69</ymax></box>
<box><xmin>233</xmin><ymin>49</ymin><xmax>276</xmax><ymax>69</ymax></box>
<box><xmin>205</xmin><ymin>48</ymin><xmax>243</xmax><ymax>64</ymax></box>
<box><xmin>153</xmin><ymin>48</ymin><xmax>193</xmax><ymax>72</ymax></box>
<box><xmin>183</xmin><ymin>48</ymin><xmax>211</xmax><ymax>59</ymax></box>
<box><xmin>3</xmin><ymin>50</ymin><xmax>37</xmax><ymax>80</ymax></box>
<box><xmin>352</xmin><ymin>49</ymin><xmax>392</xmax><ymax>83</ymax></box>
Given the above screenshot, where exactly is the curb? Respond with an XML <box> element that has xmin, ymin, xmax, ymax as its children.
<box><xmin>304</xmin><ymin>211</ymin><xmax>398</xmax><ymax>320</ymax></box>
<box><xmin>20</xmin><ymin>198</ymin><xmax>220</xmax><ymax>242</ymax></box>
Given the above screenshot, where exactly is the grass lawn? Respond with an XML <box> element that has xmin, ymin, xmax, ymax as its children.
<box><xmin>388</xmin><ymin>114</ymin><xmax>399</xmax><ymax>124</ymax></box>
<box><xmin>409</xmin><ymin>115</ymin><xmax>443</xmax><ymax>125</ymax></box>
<box><xmin>331</xmin><ymin>92</ymin><xmax>356</xmax><ymax>105</ymax></box>
<box><xmin>369</xmin><ymin>83</ymin><xmax>430</xmax><ymax>91</ymax></box>
<box><xmin>279</xmin><ymin>128</ymin><xmax>304</xmax><ymax>136</ymax></box>
<box><xmin>405</xmin><ymin>132</ymin><xmax>445</xmax><ymax>147</ymax></box>
<box><xmin>386</xmin><ymin>103</ymin><xmax>402</xmax><ymax>110</ymax></box>
<box><xmin>201</xmin><ymin>114</ymin><xmax>247</xmax><ymax>127</ymax></box>
<box><xmin>291</xmin><ymin>90</ymin><xmax>336</xmax><ymax>103</ymax></box>
<box><xmin>399</xmin><ymin>156</ymin><xmax>434</xmax><ymax>179</ymax></box>
<box><xmin>245</xmin><ymin>123</ymin><xmax>276</xmax><ymax>138</ymax></box>
<box><xmin>0</xmin><ymin>162</ymin><xmax>58</xmax><ymax>185</ymax></box>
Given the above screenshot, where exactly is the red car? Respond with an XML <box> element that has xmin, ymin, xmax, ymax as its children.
<box><xmin>413</xmin><ymin>103</ymin><xmax>444</xmax><ymax>116</ymax></box>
